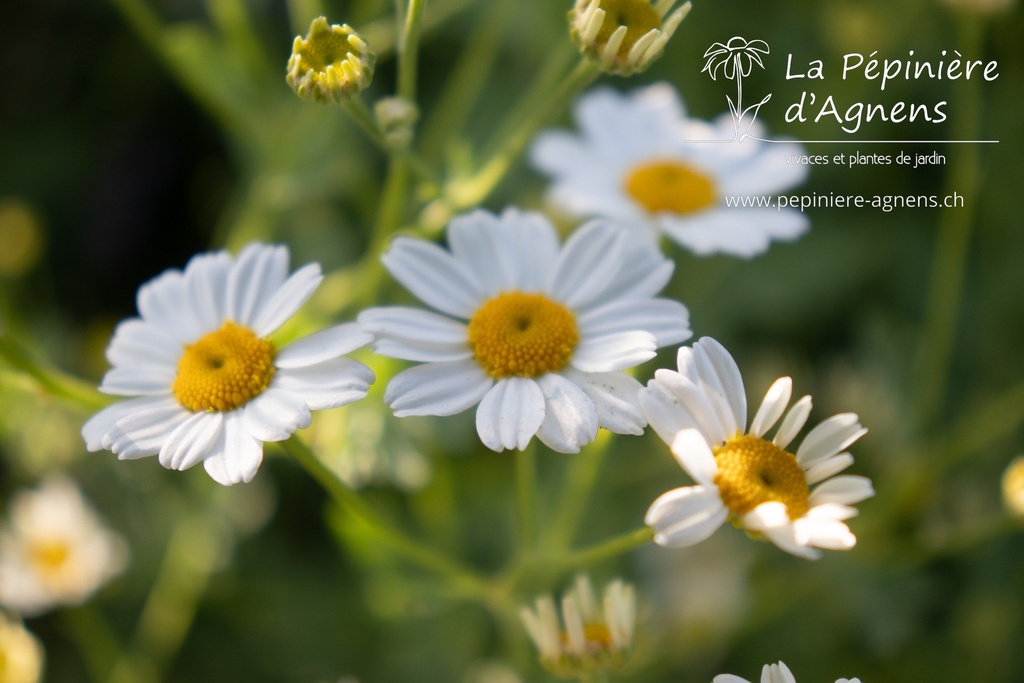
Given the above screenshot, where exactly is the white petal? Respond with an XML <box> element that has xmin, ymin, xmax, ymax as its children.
<box><xmin>749</xmin><ymin>377</ymin><xmax>792</xmax><ymax>438</ymax></box>
<box><xmin>796</xmin><ymin>413</ymin><xmax>867</xmax><ymax>467</ymax></box>
<box><xmin>562</xmin><ymin>369</ymin><xmax>645</xmax><ymax>435</ymax></box>
<box><xmin>773</xmin><ymin>395</ymin><xmax>812</xmax><ymax>449</ymax></box>
<box><xmin>137</xmin><ymin>269</ymin><xmax>206</xmax><ymax>343</ymax></box>
<box><xmin>806</xmin><ymin>502</ymin><xmax>860</xmax><ymax>522</ymax></box>
<box><xmin>690</xmin><ymin>337</ymin><xmax>746</xmax><ymax>439</ymax></box>
<box><xmin>252</xmin><ymin>262</ymin><xmax>323</xmax><ymax>336</ymax></box>
<box><xmin>793</xmin><ymin>515</ymin><xmax>856</xmax><ymax>550</ymax></box>
<box><xmin>103</xmin><ymin>397</ymin><xmax>191</xmax><ymax>459</ymax></box>
<box><xmin>385</xmin><ymin>360</ymin><xmax>493</xmax><ymax>417</ymax></box>
<box><xmin>549</xmin><ymin>222</ymin><xmax>628</xmax><ymax>309</ymax></box>
<box><xmin>225</xmin><ymin>244</ymin><xmax>289</xmax><ymax>328</ymax></box>
<box><xmin>604</xmin><ymin>234</ymin><xmax>676</xmax><ymax>300</ymax></box>
<box><xmin>645</xmin><ymin>368</ymin><xmax>726</xmax><ymax>446</ymax></box>
<box><xmin>493</xmin><ymin>209</ymin><xmax>561</xmax><ymax>292</ymax></box>
<box><xmin>570</xmin><ymin>331</ymin><xmax>657</xmax><ymax>373</ymax></box>
<box><xmin>712</xmin><ymin>676</ymin><xmax>753</xmax><ymax>683</ymax></box>
<box><xmin>242</xmin><ymin>388</ymin><xmax>312</xmax><ymax>442</ymax></box>
<box><xmin>577</xmin><ymin>298</ymin><xmax>691</xmax><ymax>347</ymax></box>
<box><xmin>99</xmin><ymin>366</ymin><xmax>176</xmax><ymax>396</ymax></box>
<box><xmin>182</xmin><ymin>249</ymin><xmax>232</xmax><ymax>331</ymax></box>
<box><xmin>273</xmin><ymin>357</ymin><xmax>374</xmax><ymax>410</ymax></box>
<box><xmin>534</xmin><ymin>374</ymin><xmax>599</xmax><ymax>453</ymax></box>
<box><xmin>203</xmin><ymin>412</ymin><xmax>264</xmax><ymax>485</ymax></box>
<box><xmin>660</xmin><ymin>208</ymin><xmax>808</xmax><ymax>259</ymax></box>
<box><xmin>670</xmin><ymin>429</ymin><xmax>719</xmax><ymax>486</ymax></box>
<box><xmin>638</xmin><ymin>376</ymin><xmax>702</xmax><ymax>445</ymax></box>
<box><xmin>275</xmin><ymin>323</ymin><xmax>371</xmax><ymax>368</ymax></box>
<box><xmin>382</xmin><ymin>237</ymin><xmax>483</xmax><ymax>318</ymax></box>
<box><xmin>743</xmin><ymin>503</ymin><xmax>821</xmax><ymax>559</ymax></box>
<box><xmin>475</xmin><ymin>377</ymin><xmax>546</xmax><ymax>452</ymax></box>
<box><xmin>645</xmin><ymin>485</ymin><xmax>728</xmax><ymax>548</ymax></box>
<box><xmin>446</xmin><ymin>210</ymin><xmax>514</xmax><ymax>295</ymax></box>
<box><xmin>358</xmin><ymin>307</ymin><xmax>471</xmax><ymax>362</ymax></box>
<box><xmin>765</xmin><ymin>661</ymin><xmax>797</xmax><ymax>683</ymax></box>
<box><xmin>105</xmin><ymin>318</ymin><xmax>182</xmax><ymax>369</ymax></box>
<box><xmin>158</xmin><ymin>411</ymin><xmax>224</xmax><ymax>471</ymax></box>
<box><xmin>804</xmin><ymin>452</ymin><xmax>855</xmax><ymax>485</ymax></box>
<box><xmin>82</xmin><ymin>396</ymin><xmax>172</xmax><ymax>452</ymax></box>
<box><xmin>808</xmin><ymin>475</ymin><xmax>875</xmax><ymax>507</ymax></box>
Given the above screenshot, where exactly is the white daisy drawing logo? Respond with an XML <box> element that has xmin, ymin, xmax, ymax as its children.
<box><xmin>531</xmin><ymin>84</ymin><xmax>809</xmax><ymax>258</ymax></box>
<box><xmin>703</xmin><ymin>36</ymin><xmax>773</xmax><ymax>142</ymax></box>
<box><xmin>358</xmin><ymin>208</ymin><xmax>691</xmax><ymax>453</ymax></box>
<box><xmin>640</xmin><ymin>337</ymin><xmax>874</xmax><ymax>559</ymax></box>
<box><xmin>82</xmin><ymin>244</ymin><xmax>375</xmax><ymax>486</ymax></box>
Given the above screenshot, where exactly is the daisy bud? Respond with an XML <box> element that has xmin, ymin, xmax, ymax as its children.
<box><xmin>374</xmin><ymin>97</ymin><xmax>419</xmax><ymax>149</ymax></box>
<box><xmin>286</xmin><ymin>17</ymin><xmax>375</xmax><ymax>104</ymax></box>
<box><xmin>569</xmin><ymin>0</ymin><xmax>692</xmax><ymax>77</ymax></box>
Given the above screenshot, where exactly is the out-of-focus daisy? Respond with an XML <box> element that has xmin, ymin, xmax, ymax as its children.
<box><xmin>640</xmin><ymin>337</ymin><xmax>873</xmax><ymax>559</ymax></box>
<box><xmin>520</xmin><ymin>574</ymin><xmax>635</xmax><ymax>678</ymax></box>
<box><xmin>531</xmin><ymin>84</ymin><xmax>809</xmax><ymax>258</ymax></box>
<box><xmin>359</xmin><ymin>208</ymin><xmax>691</xmax><ymax>453</ymax></box>
<box><xmin>0</xmin><ymin>612</ymin><xmax>44</xmax><ymax>683</ymax></box>
<box><xmin>714</xmin><ymin>660</ymin><xmax>861</xmax><ymax>683</ymax></box>
<box><xmin>569</xmin><ymin>0</ymin><xmax>692</xmax><ymax>77</ymax></box>
<box><xmin>82</xmin><ymin>244</ymin><xmax>374</xmax><ymax>486</ymax></box>
<box><xmin>0</xmin><ymin>477</ymin><xmax>126</xmax><ymax>616</ymax></box>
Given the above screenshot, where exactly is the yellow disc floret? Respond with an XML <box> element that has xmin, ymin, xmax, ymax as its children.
<box><xmin>172</xmin><ymin>321</ymin><xmax>276</xmax><ymax>412</ymax></box>
<box><xmin>624</xmin><ymin>160</ymin><xmax>717</xmax><ymax>215</ymax></box>
<box><xmin>467</xmin><ymin>291</ymin><xmax>579</xmax><ymax>379</ymax></box>
<box><xmin>713</xmin><ymin>434</ymin><xmax>810</xmax><ymax>520</ymax></box>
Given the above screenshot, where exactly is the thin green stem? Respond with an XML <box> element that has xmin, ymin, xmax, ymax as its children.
<box><xmin>62</xmin><ymin>606</ymin><xmax>124</xmax><ymax>683</ymax></box>
<box><xmin>516</xmin><ymin>443</ymin><xmax>538</xmax><ymax>553</ymax></box>
<box><xmin>558</xmin><ymin>527</ymin><xmax>654</xmax><ymax>572</ymax></box>
<box><xmin>397</xmin><ymin>0</ymin><xmax>428</xmax><ymax>102</ymax></box>
<box><xmin>912</xmin><ymin>17</ymin><xmax>984</xmax><ymax>432</ymax></box>
<box><xmin>341</xmin><ymin>98</ymin><xmax>437</xmax><ymax>184</ymax></box>
<box><xmin>0</xmin><ymin>334</ymin><xmax>108</xmax><ymax>412</ymax></box>
<box><xmin>544</xmin><ymin>434</ymin><xmax>612</xmax><ymax>552</ymax></box>
<box><xmin>281</xmin><ymin>437</ymin><xmax>489</xmax><ymax>595</ymax></box>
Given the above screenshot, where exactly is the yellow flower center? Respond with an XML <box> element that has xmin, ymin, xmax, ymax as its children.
<box><xmin>171</xmin><ymin>321</ymin><xmax>276</xmax><ymax>412</ymax></box>
<box><xmin>593</xmin><ymin>0</ymin><xmax>662</xmax><ymax>59</ymax></box>
<box><xmin>713</xmin><ymin>434</ymin><xmax>810</xmax><ymax>520</ymax></box>
<box><xmin>293</xmin><ymin>20</ymin><xmax>357</xmax><ymax>74</ymax></box>
<box><xmin>29</xmin><ymin>540</ymin><xmax>70</xmax><ymax>576</ymax></box>
<box><xmin>467</xmin><ymin>291</ymin><xmax>579</xmax><ymax>379</ymax></box>
<box><xmin>624</xmin><ymin>160</ymin><xmax>717</xmax><ymax>215</ymax></box>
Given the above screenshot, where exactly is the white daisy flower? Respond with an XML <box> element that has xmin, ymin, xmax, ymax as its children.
<box><xmin>520</xmin><ymin>574</ymin><xmax>635</xmax><ymax>678</ymax></box>
<box><xmin>640</xmin><ymin>337</ymin><xmax>874</xmax><ymax>559</ymax></box>
<box><xmin>714</xmin><ymin>661</ymin><xmax>861</xmax><ymax>683</ymax></box>
<box><xmin>82</xmin><ymin>243</ymin><xmax>375</xmax><ymax>486</ymax></box>
<box><xmin>531</xmin><ymin>83</ymin><xmax>810</xmax><ymax>258</ymax></box>
<box><xmin>0</xmin><ymin>477</ymin><xmax>127</xmax><ymax>616</ymax></box>
<box><xmin>358</xmin><ymin>208</ymin><xmax>691</xmax><ymax>453</ymax></box>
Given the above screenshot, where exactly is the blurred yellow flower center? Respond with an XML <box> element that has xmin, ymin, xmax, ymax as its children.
<box><xmin>713</xmin><ymin>434</ymin><xmax>809</xmax><ymax>519</ymax></box>
<box><xmin>594</xmin><ymin>0</ymin><xmax>662</xmax><ymax>59</ymax></box>
<box><xmin>29</xmin><ymin>540</ymin><xmax>70</xmax><ymax>575</ymax></box>
<box><xmin>624</xmin><ymin>160</ymin><xmax>717</xmax><ymax>215</ymax></box>
<box><xmin>172</xmin><ymin>321</ymin><xmax>276</xmax><ymax>412</ymax></box>
<box><xmin>467</xmin><ymin>291</ymin><xmax>578</xmax><ymax>379</ymax></box>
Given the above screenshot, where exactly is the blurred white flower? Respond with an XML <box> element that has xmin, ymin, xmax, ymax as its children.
<box><xmin>0</xmin><ymin>477</ymin><xmax>126</xmax><ymax>616</ymax></box>
<box><xmin>641</xmin><ymin>337</ymin><xmax>874</xmax><ymax>559</ymax></box>
<box><xmin>714</xmin><ymin>660</ymin><xmax>861</xmax><ymax>683</ymax></box>
<box><xmin>0</xmin><ymin>612</ymin><xmax>44</xmax><ymax>683</ymax></box>
<box><xmin>520</xmin><ymin>575</ymin><xmax>635</xmax><ymax>678</ymax></box>
<box><xmin>359</xmin><ymin>208</ymin><xmax>690</xmax><ymax>453</ymax></box>
<box><xmin>531</xmin><ymin>84</ymin><xmax>809</xmax><ymax>258</ymax></box>
<box><xmin>82</xmin><ymin>243</ymin><xmax>374</xmax><ymax>485</ymax></box>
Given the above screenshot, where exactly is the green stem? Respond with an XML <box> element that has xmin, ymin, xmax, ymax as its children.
<box><xmin>342</xmin><ymin>98</ymin><xmax>437</xmax><ymax>184</ymax></box>
<box><xmin>912</xmin><ymin>17</ymin><xmax>984</xmax><ymax>431</ymax></box>
<box><xmin>397</xmin><ymin>0</ymin><xmax>428</xmax><ymax>102</ymax></box>
<box><xmin>281</xmin><ymin>437</ymin><xmax>489</xmax><ymax>595</ymax></box>
<box><xmin>558</xmin><ymin>527</ymin><xmax>654</xmax><ymax>572</ymax></box>
<box><xmin>435</xmin><ymin>56</ymin><xmax>599</xmax><ymax>223</ymax></box>
<box><xmin>0</xmin><ymin>334</ymin><xmax>108</xmax><ymax>412</ymax></box>
<box><xmin>62</xmin><ymin>606</ymin><xmax>123</xmax><ymax>683</ymax></box>
<box><xmin>516</xmin><ymin>443</ymin><xmax>538</xmax><ymax>553</ymax></box>
<box><xmin>107</xmin><ymin>513</ymin><xmax>225</xmax><ymax>683</ymax></box>
<box><xmin>544</xmin><ymin>435</ymin><xmax>612</xmax><ymax>551</ymax></box>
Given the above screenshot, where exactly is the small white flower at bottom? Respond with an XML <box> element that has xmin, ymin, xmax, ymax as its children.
<box><xmin>520</xmin><ymin>575</ymin><xmax>635</xmax><ymax>679</ymax></box>
<box><xmin>0</xmin><ymin>477</ymin><xmax>127</xmax><ymax>616</ymax></box>
<box><xmin>82</xmin><ymin>243</ymin><xmax>374</xmax><ymax>486</ymax></box>
<box><xmin>640</xmin><ymin>337</ymin><xmax>874</xmax><ymax>559</ymax></box>
<box><xmin>713</xmin><ymin>661</ymin><xmax>861</xmax><ymax>683</ymax></box>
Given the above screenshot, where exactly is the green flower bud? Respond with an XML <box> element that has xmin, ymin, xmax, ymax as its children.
<box><xmin>286</xmin><ymin>17</ymin><xmax>375</xmax><ymax>104</ymax></box>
